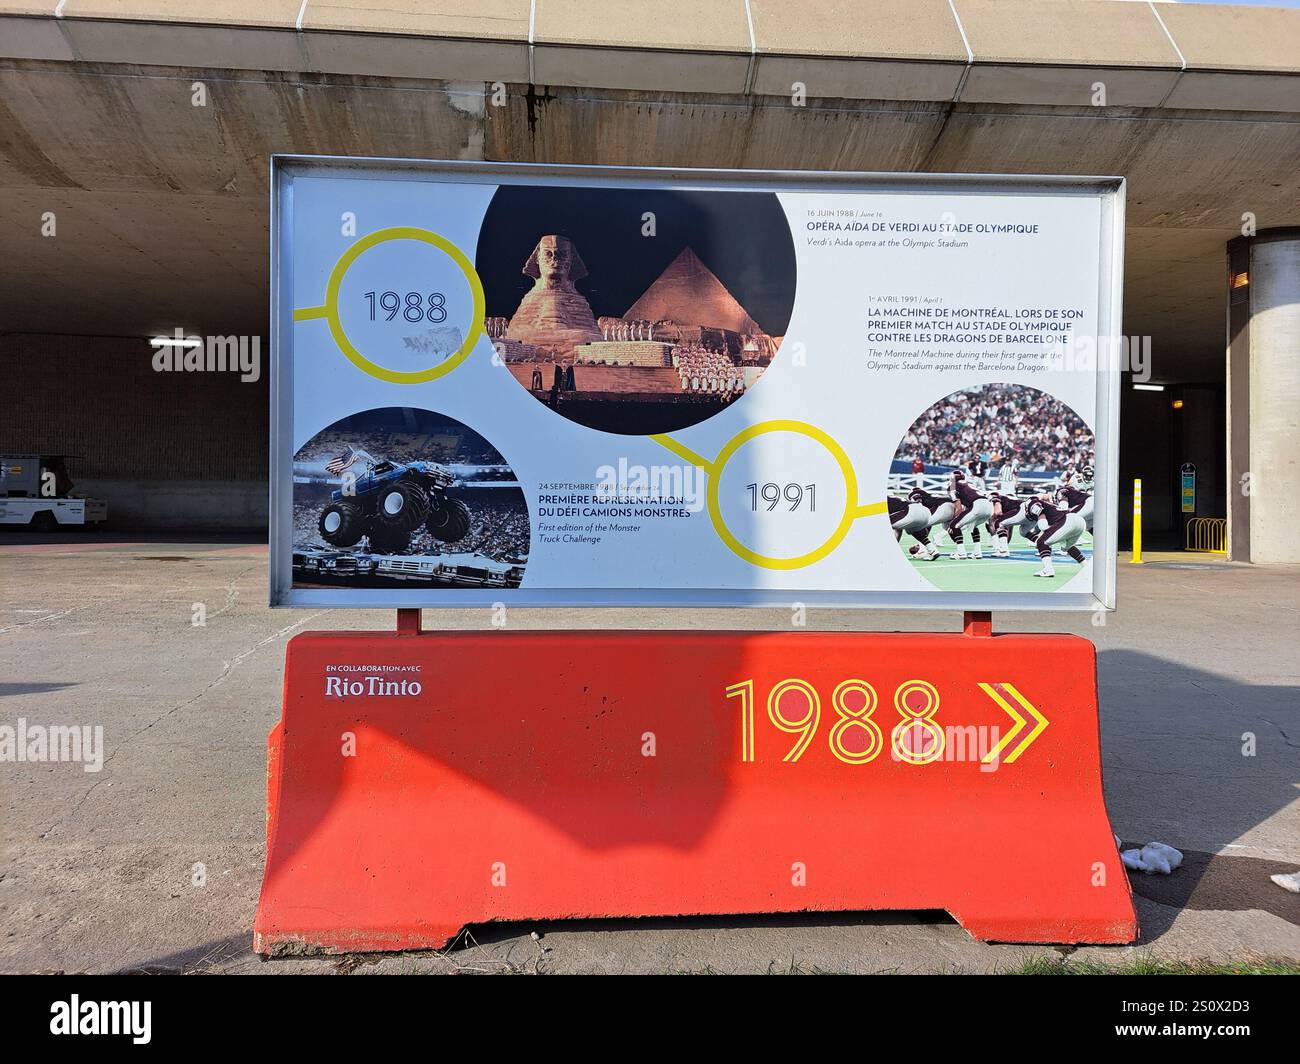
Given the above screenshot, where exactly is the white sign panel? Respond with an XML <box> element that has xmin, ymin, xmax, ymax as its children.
<box><xmin>271</xmin><ymin>158</ymin><xmax>1123</xmax><ymax>610</ymax></box>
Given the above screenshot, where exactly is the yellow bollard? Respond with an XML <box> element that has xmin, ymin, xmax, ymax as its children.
<box><xmin>1131</xmin><ymin>478</ymin><xmax>1143</xmax><ymax>564</ymax></box>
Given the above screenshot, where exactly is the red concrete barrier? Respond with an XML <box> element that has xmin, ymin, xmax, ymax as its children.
<box><xmin>254</xmin><ymin>629</ymin><xmax>1137</xmax><ymax>953</ymax></box>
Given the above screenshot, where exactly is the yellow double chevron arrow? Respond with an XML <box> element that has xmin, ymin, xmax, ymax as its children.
<box><xmin>978</xmin><ymin>683</ymin><xmax>1050</xmax><ymax>765</ymax></box>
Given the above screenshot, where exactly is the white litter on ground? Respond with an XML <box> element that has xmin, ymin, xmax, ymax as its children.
<box><xmin>1121</xmin><ymin>841</ymin><xmax>1184</xmax><ymax>875</ymax></box>
<box><xmin>1271</xmin><ymin>871</ymin><xmax>1300</xmax><ymax>894</ymax></box>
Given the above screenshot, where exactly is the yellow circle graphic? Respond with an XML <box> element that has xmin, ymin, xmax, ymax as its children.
<box><xmin>707</xmin><ymin>420</ymin><xmax>860</xmax><ymax>571</ymax></box>
<box><xmin>295</xmin><ymin>227</ymin><xmax>485</xmax><ymax>385</ymax></box>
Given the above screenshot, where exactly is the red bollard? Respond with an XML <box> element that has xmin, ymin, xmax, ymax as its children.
<box><xmin>254</xmin><ymin>629</ymin><xmax>1136</xmax><ymax>953</ymax></box>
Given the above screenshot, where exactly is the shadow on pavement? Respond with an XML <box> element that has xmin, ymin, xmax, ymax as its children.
<box><xmin>1098</xmin><ymin>648</ymin><xmax>1299</xmax><ymax>939</ymax></box>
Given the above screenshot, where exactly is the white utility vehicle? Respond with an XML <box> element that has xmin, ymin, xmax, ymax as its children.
<box><xmin>0</xmin><ymin>455</ymin><xmax>107</xmax><ymax>529</ymax></box>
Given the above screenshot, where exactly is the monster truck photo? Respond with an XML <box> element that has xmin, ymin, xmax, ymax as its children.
<box><xmin>317</xmin><ymin>446</ymin><xmax>471</xmax><ymax>556</ymax></box>
<box><xmin>290</xmin><ymin>407</ymin><xmax>531</xmax><ymax>591</ymax></box>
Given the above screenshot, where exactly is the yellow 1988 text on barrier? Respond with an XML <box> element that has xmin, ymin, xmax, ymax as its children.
<box><xmin>725</xmin><ymin>676</ymin><xmax>1049</xmax><ymax>766</ymax></box>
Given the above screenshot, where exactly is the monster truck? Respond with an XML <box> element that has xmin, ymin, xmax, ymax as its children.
<box><xmin>317</xmin><ymin>452</ymin><xmax>471</xmax><ymax>555</ymax></box>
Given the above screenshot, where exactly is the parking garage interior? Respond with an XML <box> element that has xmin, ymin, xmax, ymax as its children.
<box><xmin>2</xmin><ymin>1</ymin><xmax>1297</xmax><ymax>559</ymax></box>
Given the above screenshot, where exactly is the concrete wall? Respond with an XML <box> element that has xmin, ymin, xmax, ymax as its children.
<box><xmin>0</xmin><ymin>333</ymin><xmax>267</xmax><ymax>529</ymax></box>
<box><xmin>75</xmin><ymin>478</ymin><xmax>265</xmax><ymax>529</ymax></box>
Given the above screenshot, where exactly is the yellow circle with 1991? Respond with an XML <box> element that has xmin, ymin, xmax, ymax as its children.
<box><xmin>653</xmin><ymin>420</ymin><xmax>888</xmax><ymax>571</ymax></box>
<box><xmin>293</xmin><ymin>226</ymin><xmax>486</xmax><ymax>385</ymax></box>
<box><xmin>709</xmin><ymin>421</ymin><xmax>859</xmax><ymax>570</ymax></box>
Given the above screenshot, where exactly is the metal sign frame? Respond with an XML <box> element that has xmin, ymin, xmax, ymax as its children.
<box><xmin>270</xmin><ymin>156</ymin><xmax>1124</xmax><ymax>612</ymax></box>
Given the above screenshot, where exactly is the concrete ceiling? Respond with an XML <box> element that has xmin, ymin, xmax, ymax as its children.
<box><xmin>2</xmin><ymin>62</ymin><xmax>1297</xmax><ymax>384</ymax></box>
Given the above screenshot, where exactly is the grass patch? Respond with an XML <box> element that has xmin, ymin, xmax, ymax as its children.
<box><xmin>1010</xmin><ymin>953</ymin><xmax>1299</xmax><ymax>976</ymax></box>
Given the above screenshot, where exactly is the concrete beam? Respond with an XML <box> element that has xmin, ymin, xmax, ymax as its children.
<box><xmin>533</xmin><ymin>0</ymin><xmax>751</xmax><ymax>94</ymax></box>
<box><xmin>2</xmin><ymin>62</ymin><xmax>1293</xmax><ymax>386</ymax></box>
<box><xmin>1159</xmin><ymin>2</ymin><xmax>1300</xmax><ymax>74</ymax></box>
<box><xmin>0</xmin><ymin>1</ymin><xmax>1296</xmax><ymax>113</ymax></box>
<box><xmin>749</xmin><ymin>0</ymin><xmax>967</xmax><ymax>102</ymax></box>
<box><xmin>303</xmin><ymin>0</ymin><xmax>529</xmax><ymax>82</ymax></box>
<box><xmin>954</xmin><ymin>0</ymin><xmax>1181</xmax><ymax>108</ymax></box>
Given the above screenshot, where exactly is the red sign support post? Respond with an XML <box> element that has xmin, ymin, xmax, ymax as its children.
<box><xmin>254</xmin><ymin>614</ymin><xmax>1137</xmax><ymax>954</ymax></box>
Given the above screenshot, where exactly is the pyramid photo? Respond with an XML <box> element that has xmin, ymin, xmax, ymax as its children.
<box><xmin>625</xmin><ymin>247</ymin><xmax>763</xmax><ymax>334</ymax></box>
<box><xmin>479</xmin><ymin>185</ymin><xmax>797</xmax><ymax>436</ymax></box>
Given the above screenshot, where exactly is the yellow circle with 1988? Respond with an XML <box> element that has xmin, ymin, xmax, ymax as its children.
<box><xmin>651</xmin><ymin>420</ymin><xmax>888</xmax><ymax>571</ymax></box>
<box><xmin>293</xmin><ymin>226</ymin><xmax>486</xmax><ymax>385</ymax></box>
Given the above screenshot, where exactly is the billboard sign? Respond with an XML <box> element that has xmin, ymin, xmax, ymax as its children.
<box><xmin>270</xmin><ymin>157</ymin><xmax>1123</xmax><ymax>610</ymax></box>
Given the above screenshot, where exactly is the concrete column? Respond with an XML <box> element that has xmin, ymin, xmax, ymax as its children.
<box><xmin>1227</xmin><ymin>228</ymin><xmax>1300</xmax><ymax>563</ymax></box>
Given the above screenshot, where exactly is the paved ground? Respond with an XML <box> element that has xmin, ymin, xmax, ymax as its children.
<box><xmin>1</xmin><ymin>535</ymin><xmax>1296</xmax><ymax>974</ymax></box>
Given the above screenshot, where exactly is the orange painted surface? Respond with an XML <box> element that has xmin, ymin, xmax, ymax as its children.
<box><xmin>254</xmin><ymin>630</ymin><xmax>1137</xmax><ymax>953</ymax></box>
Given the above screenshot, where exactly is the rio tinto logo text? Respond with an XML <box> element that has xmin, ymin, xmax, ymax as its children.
<box><xmin>324</xmin><ymin>663</ymin><xmax>424</xmax><ymax>697</ymax></box>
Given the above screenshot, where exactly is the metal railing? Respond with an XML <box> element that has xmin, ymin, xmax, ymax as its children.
<box><xmin>1186</xmin><ymin>517</ymin><xmax>1227</xmax><ymax>555</ymax></box>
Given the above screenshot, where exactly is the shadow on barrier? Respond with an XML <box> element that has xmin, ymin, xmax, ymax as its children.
<box><xmin>255</xmin><ymin>628</ymin><xmax>1140</xmax><ymax>950</ymax></box>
